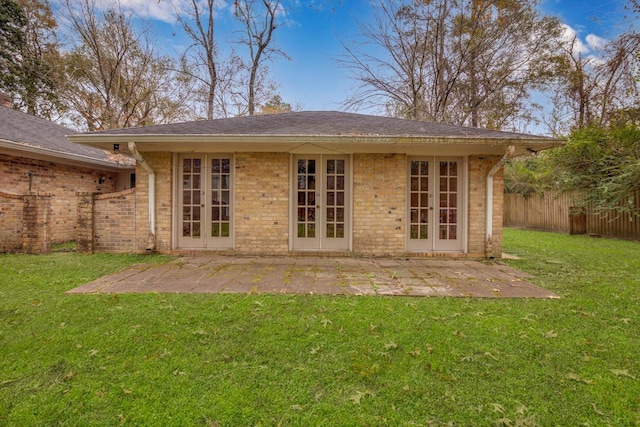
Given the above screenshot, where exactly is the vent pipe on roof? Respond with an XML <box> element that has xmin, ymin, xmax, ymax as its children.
<box><xmin>128</xmin><ymin>142</ymin><xmax>156</xmax><ymax>251</ymax></box>
<box><xmin>486</xmin><ymin>145</ymin><xmax>516</xmax><ymax>258</ymax></box>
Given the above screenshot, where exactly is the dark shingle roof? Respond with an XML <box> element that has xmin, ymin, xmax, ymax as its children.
<box><xmin>0</xmin><ymin>106</ymin><xmax>129</xmax><ymax>165</ymax></box>
<box><xmin>86</xmin><ymin>111</ymin><xmax>548</xmax><ymax>140</ymax></box>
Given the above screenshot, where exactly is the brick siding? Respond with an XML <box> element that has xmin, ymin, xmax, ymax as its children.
<box><xmin>0</xmin><ymin>191</ymin><xmax>25</xmax><ymax>252</ymax></box>
<box><xmin>234</xmin><ymin>153</ymin><xmax>290</xmax><ymax>253</ymax></box>
<box><xmin>0</xmin><ymin>190</ymin><xmax>52</xmax><ymax>254</ymax></box>
<box><xmin>0</xmin><ymin>154</ymin><xmax>120</xmax><ymax>243</ymax></box>
<box><xmin>467</xmin><ymin>155</ymin><xmax>504</xmax><ymax>258</ymax></box>
<box><xmin>353</xmin><ymin>153</ymin><xmax>407</xmax><ymax>255</ymax></box>
<box><xmin>125</xmin><ymin>151</ymin><xmax>504</xmax><ymax>258</ymax></box>
<box><xmin>132</xmin><ymin>152</ymin><xmax>172</xmax><ymax>252</ymax></box>
<box><xmin>77</xmin><ymin>189</ymin><xmax>136</xmax><ymax>253</ymax></box>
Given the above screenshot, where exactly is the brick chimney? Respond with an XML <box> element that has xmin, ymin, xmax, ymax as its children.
<box><xmin>0</xmin><ymin>92</ymin><xmax>13</xmax><ymax>108</ymax></box>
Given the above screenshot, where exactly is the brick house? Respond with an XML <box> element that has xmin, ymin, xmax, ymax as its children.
<box><xmin>69</xmin><ymin>111</ymin><xmax>561</xmax><ymax>258</ymax></box>
<box><xmin>0</xmin><ymin>104</ymin><xmax>135</xmax><ymax>251</ymax></box>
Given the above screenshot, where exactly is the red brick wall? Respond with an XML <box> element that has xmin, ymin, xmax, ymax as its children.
<box><xmin>0</xmin><ymin>190</ymin><xmax>52</xmax><ymax>254</ymax></box>
<box><xmin>0</xmin><ymin>191</ymin><xmax>24</xmax><ymax>252</ymax></box>
<box><xmin>0</xmin><ymin>154</ymin><xmax>121</xmax><ymax>243</ymax></box>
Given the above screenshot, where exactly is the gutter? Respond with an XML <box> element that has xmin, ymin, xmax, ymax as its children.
<box><xmin>486</xmin><ymin>145</ymin><xmax>516</xmax><ymax>258</ymax></box>
<box><xmin>0</xmin><ymin>139</ymin><xmax>134</xmax><ymax>170</ymax></box>
<box><xmin>128</xmin><ymin>142</ymin><xmax>156</xmax><ymax>251</ymax></box>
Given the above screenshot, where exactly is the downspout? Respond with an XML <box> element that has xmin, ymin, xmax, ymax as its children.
<box><xmin>128</xmin><ymin>142</ymin><xmax>156</xmax><ymax>251</ymax></box>
<box><xmin>486</xmin><ymin>145</ymin><xmax>516</xmax><ymax>258</ymax></box>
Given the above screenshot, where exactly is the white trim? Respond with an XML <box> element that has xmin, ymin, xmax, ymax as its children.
<box><xmin>348</xmin><ymin>155</ymin><xmax>354</xmax><ymax>252</ymax></box>
<box><xmin>174</xmin><ymin>154</ymin><xmax>235</xmax><ymax>250</ymax></box>
<box><xmin>290</xmin><ymin>154</ymin><xmax>351</xmax><ymax>251</ymax></box>
<box><xmin>462</xmin><ymin>156</ymin><xmax>469</xmax><ymax>254</ymax></box>
<box><xmin>128</xmin><ymin>142</ymin><xmax>155</xmax><ymax>251</ymax></box>
<box><xmin>172</xmin><ymin>153</ymin><xmax>178</xmax><ymax>250</ymax></box>
<box><xmin>406</xmin><ymin>156</ymin><xmax>465</xmax><ymax>253</ymax></box>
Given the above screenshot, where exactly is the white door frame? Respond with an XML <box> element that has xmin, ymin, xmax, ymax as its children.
<box><xmin>174</xmin><ymin>153</ymin><xmax>234</xmax><ymax>250</ymax></box>
<box><xmin>406</xmin><ymin>156</ymin><xmax>467</xmax><ymax>253</ymax></box>
<box><xmin>290</xmin><ymin>154</ymin><xmax>351</xmax><ymax>251</ymax></box>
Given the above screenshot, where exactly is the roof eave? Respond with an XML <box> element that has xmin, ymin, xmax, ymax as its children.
<box><xmin>68</xmin><ymin>133</ymin><xmax>563</xmax><ymax>154</ymax></box>
<box><xmin>0</xmin><ymin>139</ymin><xmax>135</xmax><ymax>170</ymax></box>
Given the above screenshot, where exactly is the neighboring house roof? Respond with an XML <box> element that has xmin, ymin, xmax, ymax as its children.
<box><xmin>69</xmin><ymin>111</ymin><xmax>563</xmax><ymax>156</ymax></box>
<box><xmin>0</xmin><ymin>106</ymin><xmax>134</xmax><ymax>169</ymax></box>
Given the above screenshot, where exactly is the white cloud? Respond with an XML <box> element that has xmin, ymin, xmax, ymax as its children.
<box><xmin>72</xmin><ymin>0</ymin><xmax>232</xmax><ymax>24</ymax></box>
<box><xmin>586</xmin><ymin>34</ymin><xmax>607</xmax><ymax>50</ymax></box>
<box><xmin>561</xmin><ymin>24</ymin><xmax>589</xmax><ymax>55</ymax></box>
<box><xmin>116</xmin><ymin>0</ymin><xmax>179</xmax><ymax>23</ymax></box>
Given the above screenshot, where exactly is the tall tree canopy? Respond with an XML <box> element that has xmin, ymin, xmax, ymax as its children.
<box><xmin>340</xmin><ymin>0</ymin><xmax>562</xmax><ymax>130</ymax></box>
<box><xmin>176</xmin><ymin>0</ymin><xmax>286</xmax><ymax>118</ymax></box>
<box><xmin>14</xmin><ymin>0</ymin><xmax>62</xmax><ymax>117</ymax></box>
<box><xmin>62</xmin><ymin>0</ymin><xmax>192</xmax><ymax>130</ymax></box>
<box><xmin>0</xmin><ymin>0</ymin><xmax>26</xmax><ymax>105</ymax></box>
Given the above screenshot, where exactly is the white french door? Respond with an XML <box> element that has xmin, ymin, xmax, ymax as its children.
<box><xmin>292</xmin><ymin>155</ymin><xmax>350</xmax><ymax>251</ymax></box>
<box><xmin>407</xmin><ymin>157</ymin><xmax>464</xmax><ymax>252</ymax></box>
<box><xmin>177</xmin><ymin>154</ymin><xmax>233</xmax><ymax>249</ymax></box>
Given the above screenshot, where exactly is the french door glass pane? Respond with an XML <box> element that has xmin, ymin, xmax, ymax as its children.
<box><xmin>409</xmin><ymin>160</ymin><xmax>429</xmax><ymax>240</ymax></box>
<box><xmin>297</xmin><ymin>159</ymin><xmax>316</xmax><ymax>238</ymax></box>
<box><xmin>211</xmin><ymin>157</ymin><xmax>231</xmax><ymax>238</ymax></box>
<box><xmin>326</xmin><ymin>160</ymin><xmax>345</xmax><ymax>239</ymax></box>
<box><xmin>438</xmin><ymin>161</ymin><xmax>458</xmax><ymax>240</ymax></box>
<box><xmin>182</xmin><ymin>158</ymin><xmax>202</xmax><ymax>237</ymax></box>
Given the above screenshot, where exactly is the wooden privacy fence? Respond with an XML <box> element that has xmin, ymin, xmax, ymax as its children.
<box><xmin>504</xmin><ymin>191</ymin><xmax>640</xmax><ymax>240</ymax></box>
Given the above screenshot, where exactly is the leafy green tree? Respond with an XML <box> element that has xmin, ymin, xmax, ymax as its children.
<box><xmin>506</xmin><ymin>124</ymin><xmax>640</xmax><ymax>218</ymax></box>
<box><xmin>14</xmin><ymin>0</ymin><xmax>62</xmax><ymax>118</ymax></box>
<box><xmin>258</xmin><ymin>94</ymin><xmax>292</xmax><ymax>114</ymax></box>
<box><xmin>0</xmin><ymin>0</ymin><xmax>26</xmax><ymax>104</ymax></box>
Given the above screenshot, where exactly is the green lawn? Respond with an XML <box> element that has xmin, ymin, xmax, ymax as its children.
<box><xmin>1</xmin><ymin>230</ymin><xmax>639</xmax><ymax>426</ymax></box>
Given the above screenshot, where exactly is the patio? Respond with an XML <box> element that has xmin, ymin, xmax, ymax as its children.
<box><xmin>68</xmin><ymin>256</ymin><xmax>557</xmax><ymax>298</ymax></box>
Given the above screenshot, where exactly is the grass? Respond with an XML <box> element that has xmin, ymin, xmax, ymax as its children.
<box><xmin>1</xmin><ymin>230</ymin><xmax>639</xmax><ymax>426</ymax></box>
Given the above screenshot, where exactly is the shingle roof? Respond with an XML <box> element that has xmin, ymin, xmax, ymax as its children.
<box><xmin>85</xmin><ymin>111</ymin><xmax>549</xmax><ymax>140</ymax></box>
<box><xmin>0</xmin><ymin>106</ymin><xmax>131</xmax><ymax>166</ymax></box>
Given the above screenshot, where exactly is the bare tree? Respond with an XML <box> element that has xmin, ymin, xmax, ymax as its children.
<box><xmin>61</xmin><ymin>0</ymin><xmax>192</xmax><ymax>130</ymax></box>
<box><xmin>340</xmin><ymin>0</ymin><xmax>562</xmax><ymax>130</ymax></box>
<box><xmin>176</xmin><ymin>0</ymin><xmax>219</xmax><ymax>120</ymax></box>
<box><xmin>232</xmin><ymin>0</ymin><xmax>288</xmax><ymax>115</ymax></box>
<box><xmin>548</xmin><ymin>27</ymin><xmax>640</xmax><ymax>133</ymax></box>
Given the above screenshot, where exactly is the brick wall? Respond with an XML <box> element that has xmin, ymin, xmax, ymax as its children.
<box><xmin>353</xmin><ymin>153</ymin><xmax>407</xmax><ymax>255</ymax></box>
<box><xmin>0</xmin><ymin>191</ymin><xmax>25</xmax><ymax>252</ymax></box>
<box><xmin>93</xmin><ymin>189</ymin><xmax>136</xmax><ymax>252</ymax></box>
<box><xmin>133</xmin><ymin>152</ymin><xmax>172</xmax><ymax>253</ymax></box>
<box><xmin>235</xmin><ymin>152</ymin><xmax>290</xmax><ymax>253</ymax></box>
<box><xmin>467</xmin><ymin>155</ymin><xmax>503</xmax><ymax>258</ymax></box>
<box><xmin>80</xmin><ymin>189</ymin><xmax>136</xmax><ymax>253</ymax></box>
<box><xmin>0</xmin><ymin>153</ymin><xmax>122</xmax><ymax>243</ymax></box>
<box><xmin>0</xmin><ymin>190</ymin><xmax>52</xmax><ymax>254</ymax></box>
<box><xmin>126</xmin><ymin>151</ymin><xmax>504</xmax><ymax>258</ymax></box>
<box><xmin>22</xmin><ymin>193</ymin><xmax>52</xmax><ymax>254</ymax></box>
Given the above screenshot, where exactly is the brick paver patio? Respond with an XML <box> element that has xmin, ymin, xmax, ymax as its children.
<box><xmin>68</xmin><ymin>256</ymin><xmax>558</xmax><ymax>298</ymax></box>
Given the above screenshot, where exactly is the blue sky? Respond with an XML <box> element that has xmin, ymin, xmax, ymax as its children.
<box><xmin>60</xmin><ymin>0</ymin><xmax>634</xmax><ymax>114</ymax></box>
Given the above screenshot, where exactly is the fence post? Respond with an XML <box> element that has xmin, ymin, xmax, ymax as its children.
<box><xmin>22</xmin><ymin>193</ymin><xmax>52</xmax><ymax>254</ymax></box>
